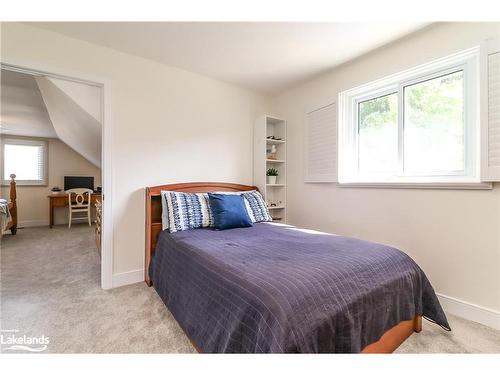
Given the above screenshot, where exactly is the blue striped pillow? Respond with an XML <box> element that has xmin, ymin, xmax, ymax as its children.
<box><xmin>161</xmin><ymin>191</ymin><xmax>213</xmax><ymax>233</ymax></box>
<box><xmin>241</xmin><ymin>191</ymin><xmax>273</xmax><ymax>223</ymax></box>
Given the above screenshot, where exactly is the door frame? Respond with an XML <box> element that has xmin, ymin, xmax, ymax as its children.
<box><xmin>1</xmin><ymin>58</ymin><xmax>114</xmax><ymax>289</ymax></box>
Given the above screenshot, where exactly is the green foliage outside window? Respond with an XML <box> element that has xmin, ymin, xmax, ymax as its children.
<box><xmin>358</xmin><ymin>70</ymin><xmax>463</xmax><ymax>131</ymax></box>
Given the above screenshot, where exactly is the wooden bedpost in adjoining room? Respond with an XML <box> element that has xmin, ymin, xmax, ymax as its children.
<box><xmin>9</xmin><ymin>173</ymin><xmax>17</xmax><ymax>235</ymax></box>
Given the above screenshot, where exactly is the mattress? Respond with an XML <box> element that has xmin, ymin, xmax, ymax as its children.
<box><xmin>0</xmin><ymin>200</ymin><xmax>12</xmax><ymax>232</ymax></box>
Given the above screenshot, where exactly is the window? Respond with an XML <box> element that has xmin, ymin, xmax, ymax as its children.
<box><xmin>338</xmin><ymin>47</ymin><xmax>482</xmax><ymax>187</ymax></box>
<box><xmin>1</xmin><ymin>138</ymin><xmax>48</xmax><ymax>186</ymax></box>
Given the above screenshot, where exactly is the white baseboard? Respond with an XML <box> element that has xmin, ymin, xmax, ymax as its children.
<box><xmin>112</xmin><ymin>269</ymin><xmax>144</xmax><ymax>288</ymax></box>
<box><xmin>437</xmin><ymin>293</ymin><xmax>500</xmax><ymax>330</ymax></box>
<box><xmin>18</xmin><ymin>220</ymin><xmax>48</xmax><ymax>228</ymax></box>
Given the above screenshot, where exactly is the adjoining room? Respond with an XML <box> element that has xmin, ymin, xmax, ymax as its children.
<box><xmin>1</xmin><ymin>67</ymin><xmax>104</xmax><ymax>313</ymax></box>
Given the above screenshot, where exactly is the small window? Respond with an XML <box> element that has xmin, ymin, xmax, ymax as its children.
<box><xmin>1</xmin><ymin>138</ymin><xmax>48</xmax><ymax>186</ymax></box>
<box><xmin>338</xmin><ymin>47</ymin><xmax>481</xmax><ymax>187</ymax></box>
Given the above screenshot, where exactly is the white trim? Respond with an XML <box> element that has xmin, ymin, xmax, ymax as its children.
<box><xmin>100</xmin><ymin>76</ymin><xmax>113</xmax><ymax>290</ymax></box>
<box><xmin>341</xmin><ymin>47</ymin><xmax>481</xmax><ymax>98</ymax></box>
<box><xmin>1</xmin><ymin>58</ymin><xmax>114</xmax><ymax>290</ymax></box>
<box><xmin>339</xmin><ymin>181</ymin><xmax>492</xmax><ymax>190</ymax></box>
<box><xmin>437</xmin><ymin>293</ymin><xmax>500</xmax><ymax>330</ymax></box>
<box><xmin>112</xmin><ymin>269</ymin><xmax>144</xmax><ymax>288</ymax></box>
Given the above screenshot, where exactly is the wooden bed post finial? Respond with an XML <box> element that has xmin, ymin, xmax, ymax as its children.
<box><xmin>10</xmin><ymin>174</ymin><xmax>16</xmax><ymax>197</ymax></box>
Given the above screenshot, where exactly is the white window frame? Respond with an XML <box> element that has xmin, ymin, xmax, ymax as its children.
<box><xmin>1</xmin><ymin>137</ymin><xmax>48</xmax><ymax>186</ymax></box>
<box><xmin>338</xmin><ymin>46</ymin><xmax>491</xmax><ymax>189</ymax></box>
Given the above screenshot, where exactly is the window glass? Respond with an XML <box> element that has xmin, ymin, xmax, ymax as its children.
<box><xmin>403</xmin><ymin>70</ymin><xmax>465</xmax><ymax>174</ymax></box>
<box><xmin>358</xmin><ymin>92</ymin><xmax>398</xmax><ymax>174</ymax></box>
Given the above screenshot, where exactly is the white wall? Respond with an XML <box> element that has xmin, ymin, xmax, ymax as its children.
<box><xmin>272</xmin><ymin>22</ymin><xmax>500</xmax><ymax>319</ymax></box>
<box><xmin>0</xmin><ymin>22</ymin><xmax>270</xmax><ymax>278</ymax></box>
<box><xmin>48</xmin><ymin>76</ymin><xmax>102</xmax><ymax>122</ymax></box>
<box><xmin>0</xmin><ymin>137</ymin><xmax>101</xmax><ymax>226</ymax></box>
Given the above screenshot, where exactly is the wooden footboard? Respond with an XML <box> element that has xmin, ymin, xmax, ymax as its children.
<box><xmin>361</xmin><ymin>315</ymin><xmax>422</xmax><ymax>353</ymax></box>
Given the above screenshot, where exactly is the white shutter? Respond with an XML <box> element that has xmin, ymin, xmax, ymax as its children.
<box><xmin>481</xmin><ymin>38</ymin><xmax>500</xmax><ymax>181</ymax></box>
<box><xmin>304</xmin><ymin>102</ymin><xmax>337</xmax><ymax>183</ymax></box>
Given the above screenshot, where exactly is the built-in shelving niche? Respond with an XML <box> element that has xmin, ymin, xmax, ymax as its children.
<box><xmin>253</xmin><ymin>115</ymin><xmax>287</xmax><ymax>223</ymax></box>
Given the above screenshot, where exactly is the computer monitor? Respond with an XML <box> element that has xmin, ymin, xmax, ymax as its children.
<box><xmin>64</xmin><ymin>176</ymin><xmax>94</xmax><ymax>191</ymax></box>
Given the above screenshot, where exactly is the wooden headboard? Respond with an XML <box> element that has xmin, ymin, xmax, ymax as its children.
<box><xmin>145</xmin><ymin>182</ymin><xmax>257</xmax><ymax>286</ymax></box>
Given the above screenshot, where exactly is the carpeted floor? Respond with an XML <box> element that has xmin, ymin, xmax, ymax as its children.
<box><xmin>1</xmin><ymin>226</ymin><xmax>499</xmax><ymax>353</ymax></box>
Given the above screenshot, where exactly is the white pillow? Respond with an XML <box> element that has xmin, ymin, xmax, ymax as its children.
<box><xmin>160</xmin><ymin>190</ymin><xmax>213</xmax><ymax>232</ymax></box>
<box><xmin>240</xmin><ymin>191</ymin><xmax>273</xmax><ymax>223</ymax></box>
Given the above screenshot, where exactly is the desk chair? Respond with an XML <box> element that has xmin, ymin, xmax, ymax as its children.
<box><xmin>66</xmin><ymin>188</ymin><xmax>93</xmax><ymax>228</ymax></box>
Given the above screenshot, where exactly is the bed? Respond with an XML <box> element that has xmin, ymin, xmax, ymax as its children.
<box><xmin>1</xmin><ymin>174</ymin><xmax>18</xmax><ymax>238</ymax></box>
<box><xmin>145</xmin><ymin>182</ymin><xmax>449</xmax><ymax>353</ymax></box>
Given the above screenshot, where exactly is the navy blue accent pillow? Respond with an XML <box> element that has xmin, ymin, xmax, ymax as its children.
<box><xmin>208</xmin><ymin>193</ymin><xmax>253</xmax><ymax>230</ymax></box>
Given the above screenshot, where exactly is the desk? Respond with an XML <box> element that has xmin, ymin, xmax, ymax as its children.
<box><xmin>48</xmin><ymin>193</ymin><xmax>101</xmax><ymax>228</ymax></box>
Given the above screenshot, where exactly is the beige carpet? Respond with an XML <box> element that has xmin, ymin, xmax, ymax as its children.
<box><xmin>1</xmin><ymin>225</ymin><xmax>499</xmax><ymax>353</ymax></box>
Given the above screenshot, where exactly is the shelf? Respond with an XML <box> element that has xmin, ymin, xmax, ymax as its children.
<box><xmin>268</xmin><ymin>206</ymin><xmax>285</xmax><ymax>210</ymax></box>
<box><xmin>266</xmin><ymin>159</ymin><xmax>285</xmax><ymax>163</ymax></box>
<box><xmin>265</xmin><ymin>115</ymin><xmax>285</xmax><ymax>124</ymax></box>
<box><xmin>266</xmin><ymin>184</ymin><xmax>285</xmax><ymax>187</ymax></box>
<box><xmin>266</xmin><ymin>138</ymin><xmax>286</xmax><ymax>144</ymax></box>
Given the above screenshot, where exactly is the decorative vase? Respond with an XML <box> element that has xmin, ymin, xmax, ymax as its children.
<box><xmin>267</xmin><ymin>176</ymin><xmax>277</xmax><ymax>185</ymax></box>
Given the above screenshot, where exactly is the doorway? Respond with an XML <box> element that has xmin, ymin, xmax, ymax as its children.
<box><xmin>0</xmin><ymin>62</ymin><xmax>112</xmax><ymax>289</ymax></box>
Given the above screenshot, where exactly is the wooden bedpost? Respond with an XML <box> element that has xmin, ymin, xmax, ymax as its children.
<box><xmin>413</xmin><ymin>315</ymin><xmax>422</xmax><ymax>333</ymax></box>
<box><xmin>9</xmin><ymin>174</ymin><xmax>17</xmax><ymax>235</ymax></box>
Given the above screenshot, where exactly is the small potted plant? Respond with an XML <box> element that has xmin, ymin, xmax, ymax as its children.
<box><xmin>266</xmin><ymin>168</ymin><xmax>279</xmax><ymax>185</ymax></box>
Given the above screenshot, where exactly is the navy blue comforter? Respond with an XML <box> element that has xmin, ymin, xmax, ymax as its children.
<box><xmin>150</xmin><ymin>223</ymin><xmax>449</xmax><ymax>353</ymax></box>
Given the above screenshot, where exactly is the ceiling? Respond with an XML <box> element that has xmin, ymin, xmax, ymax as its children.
<box><xmin>30</xmin><ymin>22</ymin><xmax>430</xmax><ymax>95</ymax></box>
<box><xmin>0</xmin><ymin>69</ymin><xmax>57</xmax><ymax>138</ymax></box>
